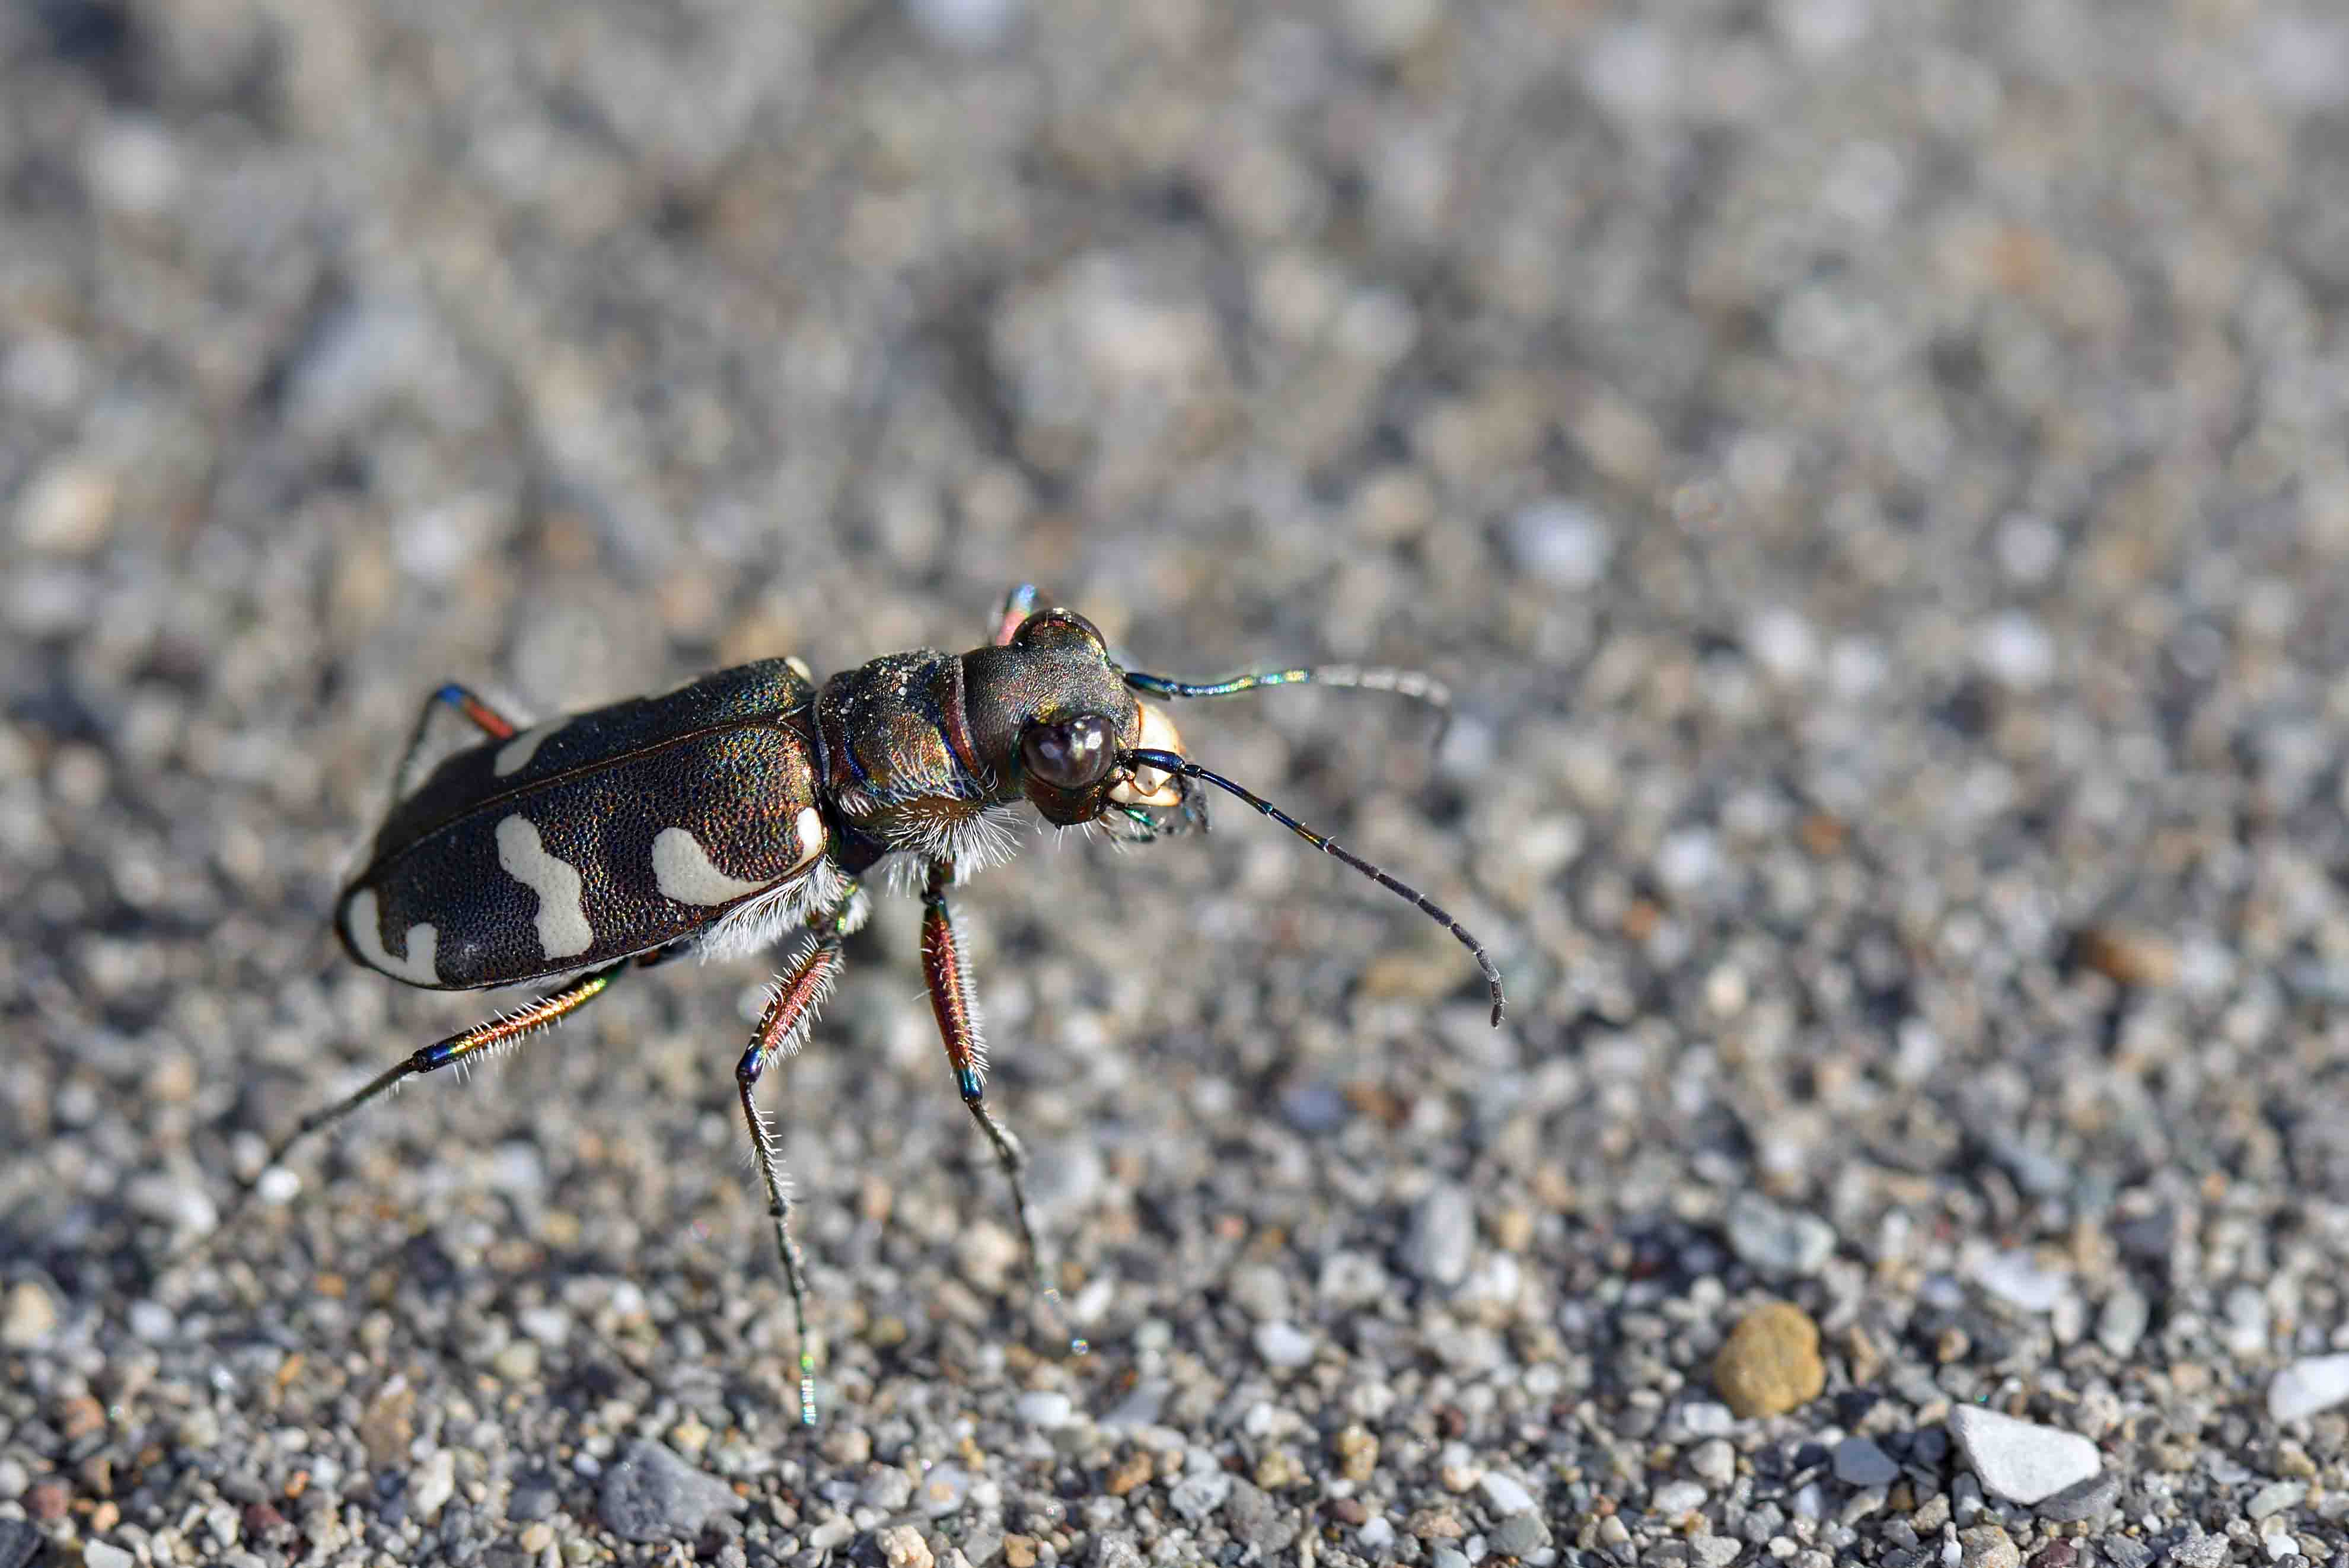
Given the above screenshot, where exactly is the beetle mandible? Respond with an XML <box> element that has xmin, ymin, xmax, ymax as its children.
<box><xmin>209</xmin><ymin>585</ymin><xmax>1504</xmax><ymax>1424</ymax></box>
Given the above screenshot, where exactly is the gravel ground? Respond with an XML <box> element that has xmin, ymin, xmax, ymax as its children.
<box><xmin>8</xmin><ymin>1</ymin><xmax>2349</xmax><ymax>1565</ymax></box>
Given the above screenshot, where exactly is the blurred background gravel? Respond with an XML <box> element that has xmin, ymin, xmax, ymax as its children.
<box><xmin>8</xmin><ymin>1</ymin><xmax>2349</xmax><ymax>1564</ymax></box>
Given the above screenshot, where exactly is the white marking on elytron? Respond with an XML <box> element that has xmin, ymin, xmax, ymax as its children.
<box><xmin>345</xmin><ymin>888</ymin><xmax>441</xmax><ymax>984</ymax></box>
<box><xmin>493</xmin><ymin>722</ymin><xmax>561</xmax><ymax>777</ymax></box>
<box><xmin>652</xmin><ymin>826</ymin><xmax>773</xmax><ymax>906</ymax></box>
<box><xmin>495</xmin><ymin>815</ymin><xmax>594</xmax><ymax>957</ymax></box>
<box><xmin>795</xmin><ymin>807</ymin><xmax>826</xmax><ymax>864</ymax></box>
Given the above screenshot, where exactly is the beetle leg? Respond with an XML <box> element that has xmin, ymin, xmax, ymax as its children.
<box><xmin>388</xmin><ymin>683</ymin><xmax>522</xmax><ymax>799</ymax></box>
<box><xmin>919</xmin><ymin>860</ymin><xmax>1088</xmax><ymax>1358</ymax></box>
<box><xmin>189</xmin><ymin>959</ymin><xmax>628</xmax><ymax>1267</ymax></box>
<box><xmin>991</xmin><ymin>583</ymin><xmax>1040</xmax><ymax>646</ymax></box>
<box><xmin>735</xmin><ymin>929</ymin><xmax>849</xmax><ymax>1426</ymax></box>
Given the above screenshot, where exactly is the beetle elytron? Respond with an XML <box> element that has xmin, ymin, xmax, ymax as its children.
<box><xmin>212</xmin><ymin>586</ymin><xmax>1503</xmax><ymax>1423</ymax></box>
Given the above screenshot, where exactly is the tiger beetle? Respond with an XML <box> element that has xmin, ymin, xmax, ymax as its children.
<box><xmin>196</xmin><ymin>585</ymin><xmax>1503</xmax><ymax>1425</ymax></box>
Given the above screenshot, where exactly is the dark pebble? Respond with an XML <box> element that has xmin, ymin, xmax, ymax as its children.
<box><xmin>2100</xmin><ymin>1537</ymin><xmax>2153</xmax><ymax>1568</ymax></box>
<box><xmin>440</xmin><ymin>1502</ymin><xmax>485</xmax><ymax>1564</ymax></box>
<box><xmin>1834</xmin><ymin>1389</ymin><xmax>1880</xmax><ymax>1424</ymax></box>
<box><xmin>243</xmin><ymin>1501</ymin><xmax>292</xmax><ymax>1544</ymax></box>
<box><xmin>1279</xmin><ymin>1082</ymin><xmax>1350</xmax><ymax>1133</ymax></box>
<box><xmin>1222</xmin><ymin>1478</ymin><xmax>1296</xmax><ymax>1554</ymax></box>
<box><xmin>1490</xmin><ymin>1513</ymin><xmax>1549</xmax><ymax>1557</ymax></box>
<box><xmin>0</xmin><ymin>1519</ymin><xmax>42</xmax><ymax>1568</ymax></box>
<box><xmin>2034</xmin><ymin>1470</ymin><xmax>2121</xmax><ymax>1523</ymax></box>
<box><xmin>1911</xmin><ymin>1428</ymin><xmax>1950</xmax><ymax>1465</ymax></box>
<box><xmin>2029</xmin><ymin>1544</ymin><xmax>2078</xmax><ymax>1568</ymax></box>
<box><xmin>509</xmin><ymin>1473</ymin><xmax>560</xmax><ymax>1521</ymax></box>
<box><xmin>597</xmin><ymin>1440</ymin><xmax>744</xmax><ymax>1544</ymax></box>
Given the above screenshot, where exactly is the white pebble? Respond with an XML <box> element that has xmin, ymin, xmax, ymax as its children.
<box><xmin>410</xmin><ymin>1448</ymin><xmax>456</xmax><ymax>1522</ymax></box>
<box><xmin>1478</xmin><ymin>1470</ymin><xmax>1536</xmax><ymax>1516</ymax></box>
<box><xmin>1016</xmin><ymin>1390</ymin><xmax>1075</xmax><ymax>1428</ymax></box>
<box><xmin>1995</xmin><ymin>514</ymin><xmax>2063</xmax><ymax>583</ymax></box>
<box><xmin>1253</xmin><ymin>1320</ymin><xmax>1315</xmax><ymax>1369</ymax></box>
<box><xmin>1974</xmin><ymin>611</ymin><xmax>2055</xmax><ymax>689</ymax></box>
<box><xmin>1945</xmin><ymin>1406</ymin><xmax>2099</xmax><ymax>1505</ymax></box>
<box><xmin>2270</xmin><ymin>1353</ymin><xmax>2349</xmax><ymax>1422</ymax></box>
<box><xmin>1679</xmin><ymin>1401</ymin><xmax>1736</xmax><ymax>1438</ymax></box>
<box><xmin>257</xmin><ymin>1167</ymin><xmax>302</xmax><ymax>1205</ymax></box>
<box><xmin>84</xmin><ymin>1544</ymin><xmax>135</xmax><ymax>1568</ymax></box>
<box><xmin>128</xmin><ymin>1299</ymin><xmax>176</xmax><ymax>1343</ymax></box>
<box><xmin>1506</xmin><ymin>499</ymin><xmax>1611</xmax><ymax>589</ymax></box>
<box><xmin>1747</xmin><ymin>608</ymin><xmax>1818</xmax><ymax>682</ymax></box>
<box><xmin>1968</xmin><ymin>1250</ymin><xmax>2067</xmax><ymax>1314</ymax></box>
<box><xmin>1689</xmin><ymin>1439</ymin><xmax>1736</xmax><ymax>1487</ymax></box>
<box><xmin>1653</xmin><ymin>1479</ymin><xmax>1708</xmax><ymax>1515</ymax></box>
<box><xmin>904</xmin><ymin>0</ymin><xmax>1021</xmax><ymax>49</ymax></box>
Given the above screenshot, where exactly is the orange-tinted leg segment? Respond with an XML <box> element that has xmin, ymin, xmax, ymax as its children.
<box><xmin>735</xmin><ymin>932</ymin><xmax>848</xmax><ymax>1426</ymax></box>
<box><xmin>920</xmin><ymin>860</ymin><xmax>1085</xmax><ymax>1356</ymax></box>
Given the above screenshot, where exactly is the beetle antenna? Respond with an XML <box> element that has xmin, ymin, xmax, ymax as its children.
<box><xmin>1123</xmin><ymin>664</ymin><xmax>1451</xmax><ymax>712</ymax></box>
<box><xmin>1125</xmin><ymin>748</ymin><xmax>1503</xmax><ymax>1025</ymax></box>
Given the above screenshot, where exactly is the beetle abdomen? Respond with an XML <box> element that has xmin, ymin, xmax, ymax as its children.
<box><xmin>339</xmin><ymin>723</ymin><xmax>827</xmax><ymax>990</ymax></box>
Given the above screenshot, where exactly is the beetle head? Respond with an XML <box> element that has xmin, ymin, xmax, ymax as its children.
<box><xmin>960</xmin><ymin>608</ymin><xmax>1186</xmax><ymax>827</ymax></box>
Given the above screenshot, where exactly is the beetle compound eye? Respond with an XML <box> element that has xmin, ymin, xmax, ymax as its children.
<box><xmin>1021</xmin><ymin>715</ymin><xmax>1114</xmax><ymax>789</ymax></box>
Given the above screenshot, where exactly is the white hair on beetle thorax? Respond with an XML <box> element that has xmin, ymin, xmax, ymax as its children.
<box><xmin>699</xmin><ymin>861</ymin><xmax>855</xmax><ymax>963</ymax></box>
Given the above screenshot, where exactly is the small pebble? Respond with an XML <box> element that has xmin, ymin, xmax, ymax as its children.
<box><xmin>861</xmin><ymin>1468</ymin><xmax>915</xmax><ymax>1511</ymax></box>
<box><xmin>2032</xmin><ymin>1470</ymin><xmax>2120</xmax><ymax>1523</ymax></box>
<box><xmin>2270</xmin><ymin>1353</ymin><xmax>2349</xmax><ymax>1421</ymax></box>
<box><xmin>875</xmin><ymin>1524</ymin><xmax>935</xmax><ymax>1568</ymax></box>
<box><xmin>2245</xmin><ymin>1480</ymin><xmax>2306</xmax><ymax>1520</ymax></box>
<box><xmin>1968</xmin><ymin>1251</ymin><xmax>2067</xmax><ymax>1314</ymax></box>
<box><xmin>1253</xmin><ymin>1320</ymin><xmax>1314</xmax><ymax>1368</ymax></box>
<box><xmin>1489</xmin><ymin>1513</ymin><xmax>1549</xmax><ymax>1556</ymax></box>
<box><xmin>1680</xmin><ymin>1401</ymin><xmax>1737</xmax><ymax>1438</ymax></box>
<box><xmin>1168</xmin><ymin>1473</ymin><xmax>1231</xmax><ymax>1521</ymax></box>
<box><xmin>84</xmin><ymin>1544</ymin><xmax>135</xmax><ymax>1568</ymax></box>
<box><xmin>1975</xmin><ymin>611</ymin><xmax>2055</xmax><ymax>688</ymax></box>
<box><xmin>410</xmin><ymin>1450</ymin><xmax>455</xmax><ymax>1524</ymax></box>
<box><xmin>595</xmin><ymin>1441</ymin><xmax>742</xmax><ymax>1543</ymax></box>
<box><xmin>1403</xmin><ymin>1183</ymin><xmax>1475</xmax><ymax>1287</ymax></box>
<box><xmin>1653</xmin><ymin>1480</ymin><xmax>1708</xmax><ymax>1515</ymax></box>
<box><xmin>1725</xmin><ymin>1193</ymin><xmax>1838</xmax><ymax>1278</ymax></box>
<box><xmin>509</xmin><ymin>1475</ymin><xmax>558</xmax><ymax>1521</ymax></box>
<box><xmin>1834</xmin><ymin>1436</ymin><xmax>1898</xmax><ymax>1488</ymax></box>
<box><xmin>1958</xmin><ymin>1524</ymin><xmax>2022</xmax><ymax>1568</ymax></box>
<box><xmin>0</xmin><ymin>1282</ymin><xmax>57</xmax><ymax>1349</ymax></box>
<box><xmin>2096</xmin><ymin>1286</ymin><xmax>2149</xmax><ymax>1357</ymax></box>
<box><xmin>1478</xmin><ymin>1471</ymin><xmax>1535</xmax><ymax>1516</ymax></box>
<box><xmin>916</xmin><ymin>1464</ymin><xmax>972</xmax><ymax>1517</ymax></box>
<box><xmin>1016</xmin><ymin>1391</ymin><xmax>1075</xmax><ymax>1427</ymax></box>
<box><xmin>1690</xmin><ymin>1439</ymin><xmax>1736</xmax><ymax>1487</ymax></box>
<box><xmin>1713</xmin><ymin>1302</ymin><xmax>1827</xmax><ymax>1418</ymax></box>
<box><xmin>1946</xmin><ymin>1407</ymin><xmax>2101</xmax><ymax>1505</ymax></box>
<box><xmin>1507</xmin><ymin>498</ymin><xmax>1611</xmax><ymax>589</ymax></box>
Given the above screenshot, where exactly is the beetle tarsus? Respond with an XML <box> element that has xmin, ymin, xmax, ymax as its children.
<box><xmin>735</xmin><ymin>922</ymin><xmax>850</xmax><ymax>1424</ymax></box>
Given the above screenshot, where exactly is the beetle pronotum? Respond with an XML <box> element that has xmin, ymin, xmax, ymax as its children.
<box><xmin>200</xmin><ymin>586</ymin><xmax>1503</xmax><ymax>1424</ymax></box>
